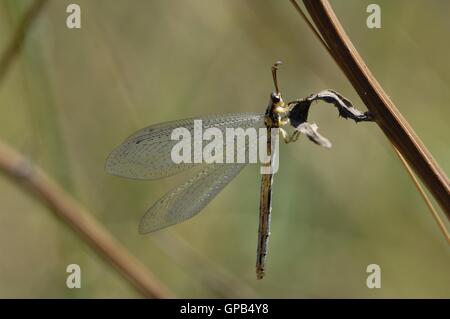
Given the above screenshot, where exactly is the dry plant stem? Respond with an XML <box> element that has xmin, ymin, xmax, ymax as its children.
<box><xmin>0</xmin><ymin>0</ymin><xmax>49</xmax><ymax>85</ymax></box>
<box><xmin>298</xmin><ymin>0</ymin><xmax>450</xmax><ymax>218</ymax></box>
<box><xmin>392</xmin><ymin>145</ymin><xmax>450</xmax><ymax>245</ymax></box>
<box><xmin>0</xmin><ymin>0</ymin><xmax>173</xmax><ymax>298</ymax></box>
<box><xmin>0</xmin><ymin>141</ymin><xmax>174</xmax><ymax>298</ymax></box>
<box><xmin>290</xmin><ymin>0</ymin><xmax>450</xmax><ymax>240</ymax></box>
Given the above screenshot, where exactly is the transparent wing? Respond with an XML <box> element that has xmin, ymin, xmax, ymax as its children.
<box><xmin>106</xmin><ymin>113</ymin><xmax>264</xmax><ymax>180</ymax></box>
<box><xmin>139</xmin><ymin>163</ymin><xmax>246</xmax><ymax>233</ymax></box>
<box><xmin>139</xmin><ymin>122</ymin><xmax>266</xmax><ymax>233</ymax></box>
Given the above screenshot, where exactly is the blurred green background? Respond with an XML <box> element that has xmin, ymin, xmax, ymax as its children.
<box><xmin>0</xmin><ymin>0</ymin><xmax>449</xmax><ymax>298</ymax></box>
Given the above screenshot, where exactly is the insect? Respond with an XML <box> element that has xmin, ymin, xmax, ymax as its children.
<box><xmin>106</xmin><ymin>62</ymin><xmax>372</xmax><ymax>279</ymax></box>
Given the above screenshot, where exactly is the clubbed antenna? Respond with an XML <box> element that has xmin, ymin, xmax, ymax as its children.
<box><xmin>271</xmin><ymin>61</ymin><xmax>282</xmax><ymax>93</ymax></box>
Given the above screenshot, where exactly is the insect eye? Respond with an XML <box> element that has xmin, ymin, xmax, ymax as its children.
<box><xmin>271</xmin><ymin>92</ymin><xmax>281</xmax><ymax>103</ymax></box>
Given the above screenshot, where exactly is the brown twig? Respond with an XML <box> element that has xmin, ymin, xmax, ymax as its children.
<box><xmin>293</xmin><ymin>0</ymin><xmax>450</xmax><ymax>218</ymax></box>
<box><xmin>391</xmin><ymin>145</ymin><xmax>450</xmax><ymax>244</ymax></box>
<box><xmin>0</xmin><ymin>0</ymin><xmax>173</xmax><ymax>298</ymax></box>
<box><xmin>0</xmin><ymin>0</ymin><xmax>48</xmax><ymax>85</ymax></box>
<box><xmin>0</xmin><ymin>141</ymin><xmax>174</xmax><ymax>298</ymax></box>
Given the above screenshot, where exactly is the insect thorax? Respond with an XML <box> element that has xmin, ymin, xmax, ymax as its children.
<box><xmin>264</xmin><ymin>92</ymin><xmax>290</xmax><ymax>128</ymax></box>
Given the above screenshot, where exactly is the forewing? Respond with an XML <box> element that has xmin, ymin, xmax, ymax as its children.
<box><xmin>106</xmin><ymin>113</ymin><xmax>264</xmax><ymax>180</ymax></box>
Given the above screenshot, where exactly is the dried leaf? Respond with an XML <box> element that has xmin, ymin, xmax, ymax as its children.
<box><xmin>288</xmin><ymin>89</ymin><xmax>372</xmax><ymax>128</ymax></box>
<box><xmin>296</xmin><ymin>122</ymin><xmax>332</xmax><ymax>149</ymax></box>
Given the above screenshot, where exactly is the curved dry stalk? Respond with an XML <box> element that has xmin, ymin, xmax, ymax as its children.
<box><xmin>391</xmin><ymin>145</ymin><xmax>450</xmax><ymax>245</ymax></box>
<box><xmin>291</xmin><ymin>0</ymin><xmax>449</xmax><ymax>218</ymax></box>
<box><xmin>0</xmin><ymin>0</ymin><xmax>173</xmax><ymax>298</ymax></box>
<box><xmin>0</xmin><ymin>141</ymin><xmax>174</xmax><ymax>298</ymax></box>
<box><xmin>0</xmin><ymin>0</ymin><xmax>49</xmax><ymax>85</ymax></box>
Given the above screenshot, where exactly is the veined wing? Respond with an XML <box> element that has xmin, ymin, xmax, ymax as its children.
<box><xmin>139</xmin><ymin>122</ymin><xmax>267</xmax><ymax>233</ymax></box>
<box><xmin>139</xmin><ymin>163</ymin><xmax>246</xmax><ymax>233</ymax></box>
<box><xmin>106</xmin><ymin>113</ymin><xmax>264</xmax><ymax>180</ymax></box>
